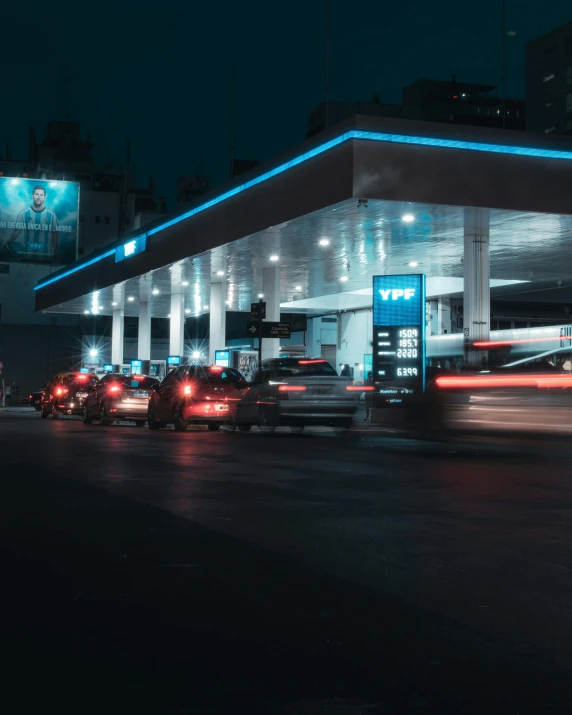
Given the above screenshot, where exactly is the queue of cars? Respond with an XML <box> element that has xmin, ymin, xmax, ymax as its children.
<box><xmin>37</xmin><ymin>358</ymin><xmax>361</xmax><ymax>432</ymax></box>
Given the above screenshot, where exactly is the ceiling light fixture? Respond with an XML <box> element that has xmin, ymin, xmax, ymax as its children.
<box><xmin>340</xmin><ymin>276</ymin><xmax>349</xmax><ymax>282</ymax></box>
<box><xmin>269</xmin><ymin>255</ymin><xmax>279</xmax><ymax>262</ymax></box>
<box><xmin>127</xmin><ymin>296</ymin><xmax>134</xmax><ymax>302</ymax></box>
<box><xmin>409</xmin><ymin>261</ymin><xmax>418</xmax><ymax>267</ymax></box>
<box><xmin>111</xmin><ymin>302</ymin><xmax>117</xmax><ymax>307</ymax></box>
<box><xmin>319</xmin><ymin>238</ymin><xmax>330</xmax><ymax>246</ymax></box>
<box><xmin>152</xmin><ymin>288</ymin><xmax>159</xmax><ymax>295</ymax></box>
<box><xmin>258</xmin><ymin>293</ymin><xmax>264</xmax><ymax>298</ymax></box>
<box><xmin>216</xmin><ymin>270</ymin><xmax>225</xmax><ymax>277</ymax></box>
<box><xmin>402</xmin><ymin>213</ymin><xmax>415</xmax><ymax>223</ymax></box>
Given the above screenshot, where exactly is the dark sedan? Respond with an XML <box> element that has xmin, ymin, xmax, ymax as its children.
<box><xmin>83</xmin><ymin>373</ymin><xmax>159</xmax><ymax>426</ymax></box>
<box><xmin>29</xmin><ymin>388</ymin><xmax>46</xmax><ymax>411</ymax></box>
<box><xmin>236</xmin><ymin>358</ymin><xmax>359</xmax><ymax>432</ymax></box>
<box><xmin>148</xmin><ymin>365</ymin><xmax>247</xmax><ymax>431</ymax></box>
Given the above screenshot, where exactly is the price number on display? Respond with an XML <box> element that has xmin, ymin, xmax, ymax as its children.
<box><xmin>397</xmin><ymin>367</ymin><xmax>418</xmax><ymax>377</ymax></box>
<box><xmin>399</xmin><ymin>329</ymin><xmax>418</xmax><ymax>338</ymax></box>
<box><xmin>397</xmin><ymin>348</ymin><xmax>418</xmax><ymax>358</ymax></box>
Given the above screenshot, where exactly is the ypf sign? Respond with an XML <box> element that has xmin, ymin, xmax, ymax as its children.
<box><xmin>372</xmin><ymin>274</ymin><xmax>426</xmax><ymax>394</ymax></box>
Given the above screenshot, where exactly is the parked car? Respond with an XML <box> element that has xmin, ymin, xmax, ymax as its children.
<box><xmin>29</xmin><ymin>388</ymin><xmax>46</xmax><ymax>411</ymax></box>
<box><xmin>148</xmin><ymin>365</ymin><xmax>248</xmax><ymax>431</ymax></box>
<box><xmin>82</xmin><ymin>373</ymin><xmax>159</xmax><ymax>426</ymax></box>
<box><xmin>236</xmin><ymin>357</ymin><xmax>358</xmax><ymax>432</ymax></box>
<box><xmin>41</xmin><ymin>372</ymin><xmax>99</xmax><ymax>418</ymax></box>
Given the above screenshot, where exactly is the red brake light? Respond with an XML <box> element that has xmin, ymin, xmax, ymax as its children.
<box><xmin>298</xmin><ymin>359</ymin><xmax>327</xmax><ymax>365</ymax></box>
<box><xmin>131</xmin><ymin>374</ymin><xmax>145</xmax><ymax>380</ymax></box>
<box><xmin>29</xmin><ymin>394</ymin><xmax>33</xmax><ymax>399</ymax></box>
<box><xmin>209</xmin><ymin>366</ymin><xmax>223</xmax><ymax>372</ymax></box>
<box><xmin>77</xmin><ymin>374</ymin><xmax>88</xmax><ymax>380</ymax></box>
<box><xmin>278</xmin><ymin>385</ymin><xmax>307</xmax><ymax>392</ymax></box>
<box><xmin>109</xmin><ymin>385</ymin><xmax>121</xmax><ymax>393</ymax></box>
<box><xmin>55</xmin><ymin>387</ymin><xmax>68</xmax><ymax>396</ymax></box>
<box><xmin>347</xmin><ymin>385</ymin><xmax>375</xmax><ymax>391</ymax></box>
<box><xmin>183</xmin><ymin>384</ymin><xmax>192</xmax><ymax>396</ymax></box>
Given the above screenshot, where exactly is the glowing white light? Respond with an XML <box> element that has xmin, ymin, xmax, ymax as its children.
<box><xmin>84</xmin><ymin>310</ymin><xmax>89</xmax><ymax>314</ymax></box>
<box><xmin>111</xmin><ymin>302</ymin><xmax>118</xmax><ymax>307</ymax></box>
<box><xmin>185</xmin><ymin>308</ymin><xmax>191</xmax><ymax>314</ymax></box>
<box><xmin>192</xmin><ymin>351</ymin><xmax>201</xmax><ymax>359</ymax></box>
<box><xmin>49</xmin><ymin>181</ymin><xmax>58</xmax><ymax>187</ymax></box>
<box><xmin>167</xmin><ymin>313</ymin><xmax>171</xmax><ymax>318</ymax></box>
<box><xmin>127</xmin><ymin>296</ymin><xmax>134</xmax><ymax>302</ymax></box>
<box><xmin>152</xmin><ymin>288</ymin><xmax>159</xmax><ymax>295</ymax></box>
<box><xmin>203</xmin><ymin>305</ymin><xmax>209</xmax><ymax>310</ymax></box>
<box><xmin>258</xmin><ymin>293</ymin><xmax>264</xmax><ymax>298</ymax></box>
<box><xmin>295</xmin><ymin>285</ymin><xmax>302</xmax><ymax>291</ymax></box>
<box><xmin>319</xmin><ymin>238</ymin><xmax>330</xmax><ymax>246</ymax></box>
<box><xmin>11</xmin><ymin>179</ymin><xmax>19</xmax><ymax>185</ymax></box>
<box><xmin>409</xmin><ymin>261</ymin><xmax>418</xmax><ymax>267</ymax></box>
<box><xmin>182</xmin><ymin>281</ymin><xmax>189</xmax><ymax>286</ymax></box>
<box><xmin>269</xmin><ymin>255</ymin><xmax>279</xmax><ymax>262</ymax></box>
<box><xmin>402</xmin><ymin>214</ymin><xmax>415</xmax><ymax>223</ymax></box>
<box><xmin>216</xmin><ymin>271</ymin><xmax>224</xmax><ymax>276</ymax></box>
<box><xmin>340</xmin><ymin>276</ymin><xmax>349</xmax><ymax>282</ymax></box>
<box><xmin>89</xmin><ymin>349</ymin><xmax>98</xmax><ymax>357</ymax></box>
<box><xmin>124</xmin><ymin>239</ymin><xmax>136</xmax><ymax>257</ymax></box>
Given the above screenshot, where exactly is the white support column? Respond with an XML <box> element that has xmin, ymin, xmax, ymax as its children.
<box><xmin>262</xmin><ymin>266</ymin><xmax>280</xmax><ymax>361</ymax></box>
<box><xmin>209</xmin><ymin>281</ymin><xmax>226</xmax><ymax>365</ymax></box>
<box><xmin>169</xmin><ymin>289</ymin><xmax>185</xmax><ymax>358</ymax></box>
<box><xmin>112</xmin><ymin>307</ymin><xmax>125</xmax><ymax>369</ymax></box>
<box><xmin>464</xmin><ymin>207</ymin><xmax>490</xmax><ymax>365</ymax></box>
<box><xmin>138</xmin><ymin>301</ymin><xmax>151</xmax><ymax>361</ymax></box>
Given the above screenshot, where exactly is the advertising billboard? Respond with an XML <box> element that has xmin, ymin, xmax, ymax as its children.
<box><xmin>0</xmin><ymin>177</ymin><xmax>79</xmax><ymax>264</ymax></box>
<box><xmin>373</xmin><ymin>274</ymin><xmax>426</xmax><ymax>394</ymax></box>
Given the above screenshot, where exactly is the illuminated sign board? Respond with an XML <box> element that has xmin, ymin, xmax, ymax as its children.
<box><xmin>103</xmin><ymin>364</ymin><xmax>114</xmax><ymax>373</ymax></box>
<box><xmin>0</xmin><ymin>176</ymin><xmax>79</xmax><ymax>264</ymax></box>
<box><xmin>130</xmin><ymin>359</ymin><xmax>143</xmax><ymax>375</ymax></box>
<box><xmin>115</xmin><ymin>233</ymin><xmax>147</xmax><ymax>262</ymax></box>
<box><xmin>167</xmin><ymin>355</ymin><xmax>181</xmax><ymax>366</ymax></box>
<box><xmin>80</xmin><ymin>367</ymin><xmax>89</xmax><ymax>374</ymax></box>
<box><xmin>372</xmin><ymin>274</ymin><xmax>426</xmax><ymax>393</ymax></box>
<box><xmin>214</xmin><ymin>350</ymin><xmax>230</xmax><ymax>367</ymax></box>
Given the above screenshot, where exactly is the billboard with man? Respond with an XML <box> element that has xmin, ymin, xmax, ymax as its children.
<box><xmin>0</xmin><ymin>177</ymin><xmax>79</xmax><ymax>264</ymax></box>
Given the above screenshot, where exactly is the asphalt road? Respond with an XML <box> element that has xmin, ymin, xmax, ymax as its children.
<box><xmin>2</xmin><ymin>409</ymin><xmax>572</xmax><ymax>714</ymax></box>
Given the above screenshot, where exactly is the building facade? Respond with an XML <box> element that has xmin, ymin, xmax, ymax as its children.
<box><xmin>526</xmin><ymin>22</ymin><xmax>572</xmax><ymax>135</ymax></box>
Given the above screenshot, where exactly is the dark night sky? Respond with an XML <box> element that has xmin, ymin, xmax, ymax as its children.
<box><xmin>1</xmin><ymin>1</ymin><xmax>569</xmax><ymax>206</ymax></box>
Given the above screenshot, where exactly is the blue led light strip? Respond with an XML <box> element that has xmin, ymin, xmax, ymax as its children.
<box><xmin>35</xmin><ymin>128</ymin><xmax>572</xmax><ymax>291</ymax></box>
<box><xmin>34</xmin><ymin>249</ymin><xmax>115</xmax><ymax>290</ymax></box>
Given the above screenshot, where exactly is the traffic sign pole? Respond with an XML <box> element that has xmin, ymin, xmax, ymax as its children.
<box><xmin>258</xmin><ymin>298</ymin><xmax>263</xmax><ymax>370</ymax></box>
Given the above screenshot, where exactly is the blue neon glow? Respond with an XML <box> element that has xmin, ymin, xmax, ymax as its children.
<box><xmin>35</xmin><ymin>128</ymin><xmax>572</xmax><ymax>292</ymax></box>
<box><xmin>35</xmin><ymin>249</ymin><xmax>115</xmax><ymax>290</ymax></box>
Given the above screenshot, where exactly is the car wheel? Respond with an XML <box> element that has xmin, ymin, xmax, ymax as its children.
<box><xmin>207</xmin><ymin>423</ymin><xmax>220</xmax><ymax>431</ymax></box>
<box><xmin>147</xmin><ymin>405</ymin><xmax>162</xmax><ymax>430</ymax></box>
<box><xmin>259</xmin><ymin>409</ymin><xmax>276</xmax><ymax>433</ymax></box>
<box><xmin>173</xmin><ymin>413</ymin><xmax>187</xmax><ymax>432</ymax></box>
<box><xmin>100</xmin><ymin>404</ymin><xmax>111</xmax><ymax>426</ymax></box>
<box><xmin>289</xmin><ymin>425</ymin><xmax>305</xmax><ymax>433</ymax></box>
<box><xmin>135</xmin><ymin>420</ymin><xmax>146</xmax><ymax>428</ymax></box>
<box><xmin>82</xmin><ymin>407</ymin><xmax>93</xmax><ymax>425</ymax></box>
<box><xmin>238</xmin><ymin>424</ymin><xmax>252</xmax><ymax>432</ymax></box>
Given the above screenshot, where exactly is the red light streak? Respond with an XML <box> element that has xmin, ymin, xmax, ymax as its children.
<box><xmin>435</xmin><ymin>374</ymin><xmax>572</xmax><ymax>390</ymax></box>
<box><xmin>278</xmin><ymin>385</ymin><xmax>307</xmax><ymax>392</ymax></box>
<box><xmin>209</xmin><ymin>366</ymin><xmax>223</xmax><ymax>372</ymax></box>
<box><xmin>346</xmin><ymin>385</ymin><xmax>375</xmax><ymax>391</ymax></box>
<box><xmin>298</xmin><ymin>359</ymin><xmax>327</xmax><ymax>364</ymax></box>
<box><xmin>474</xmin><ymin>336</ymin><xmax>562</xmax><ymax>348</ymax></box>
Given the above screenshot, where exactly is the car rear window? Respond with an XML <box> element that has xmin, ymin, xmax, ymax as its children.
<box><xmin>62</xmin><ymin>375</ymin><xmax>97</xmax><ymax>390</ymax></box>
<box><xmin>188</xmin><ymin>367</ymin><xmax>245</xmax><ymax>386</ymax></box>
<box><xmin>115</xmin><ymin>376</ymin><xmax>159</xmax><ymax>389</ymax></box>
<box><xmin>270</xmin><ymin>360</ymin><xmax>338</xmax><ymax>378</ymax></box>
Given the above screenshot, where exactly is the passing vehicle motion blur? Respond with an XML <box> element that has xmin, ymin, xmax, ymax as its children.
<box><xmin>83</xmin><ymin>373</ymin><xmax>159</xmax><ymax>426</ymax></box>
<box><xmin>236</xmin><ymin>357</ymin><xmax>359</xmax><ymax>432</ymax></box>
<box><xmin>41</xmin><ymin>372</ymin><xmax>98</xmax><ymax>418</ymax></box>
<box><xmin>148</xmin><ymin>365</ymin><xmax>247</xmax><ymax>431</ymax></box>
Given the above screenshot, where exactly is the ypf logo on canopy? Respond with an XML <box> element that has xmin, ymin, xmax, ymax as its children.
<box><xmin>378</xmin><ymin>288</ymin><xmax>416</xmax><ymax>301</ymax></box>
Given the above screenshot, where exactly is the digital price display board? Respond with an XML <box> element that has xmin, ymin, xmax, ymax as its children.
<box><xmin>372</xmin><ymin>274</ymin><xmax>426</xmax><ymax>393</ymax></box>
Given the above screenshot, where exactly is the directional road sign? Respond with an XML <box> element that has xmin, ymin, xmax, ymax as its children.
<box><xmin>247</xmin><ymin>321</ymin><xmax>291</xmax><ymax>339</ymax></box>
<box><xmin>251</xmin><ymin>302</ymin><xmax>266</xmax><ymax>320</ymax></box>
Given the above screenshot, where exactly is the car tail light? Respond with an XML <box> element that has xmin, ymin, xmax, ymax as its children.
<box><xmin>278</xmin><ymin>385</ymin><xmax>306</xmax><ymax>392</ymax></box>
<box><xmin>298</xmin><ymin>359</ymin><xmax>327</xmax><ymax>365</ymax></box>
<box><xmin>55</xmin><ymin>387</ymin><xmax>68</xmax><ymax>396</ymax></box>
<box><xmin>183</xmin><ymin>384</ymin><xmax>192</xmax><ymax>396</ymax></box>
<box><xmin>346</xmin><ymin>385</ymin><xmax>375</xmax><ymax>391</ymax></box>
<box><xmin>109</xmin><ymin>385</ymin><xmax>121</xmax><ymax>393</ymax></box>
<box><xmin>77</xmin><ymin>374</ymin><xmax>88</xmax><ymax>380</ymax></box>
<box><xmin>209</xmin><ymin>366</ymin><xmax>223</xmax><ymax>372</ymax></box>
<box><xmin>131</xmin><ymin>374</ymin><xmax>145</xmax><ymax>380</ymax></box>
<box><xmin>29</xmin><ymin>394</ymin><xmax>33</xmax><ymax>399</ymax></box>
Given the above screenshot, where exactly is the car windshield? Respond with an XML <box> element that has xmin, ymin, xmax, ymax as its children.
<box><xmin>114</xmin><ymin>376</ymin><xmax>159</xmax><ymax>389</ymax></box>
<box><xmin>268</xmin><ymin>359</ymin><xmax>338</xmax><ymax>378</ymax></box>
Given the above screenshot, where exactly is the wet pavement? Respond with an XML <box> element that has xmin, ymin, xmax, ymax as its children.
<box><xmin>2</xmin><ymin>409</ymin><xmax>572</xmax><ymax>714</ymax></box>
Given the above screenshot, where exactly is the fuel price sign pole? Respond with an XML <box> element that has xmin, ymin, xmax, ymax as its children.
<box><xmin>372</xmin><ymin>274</ymin><xmax>426</xmax><ymax>395</ymax></box>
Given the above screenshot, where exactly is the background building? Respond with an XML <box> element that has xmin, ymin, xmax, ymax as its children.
<box><xmin>526</xmin><ymin>22</ymin><xmax>572</xmax><ymax>135</ymax></box>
